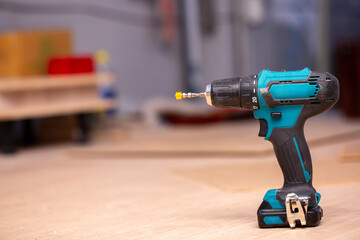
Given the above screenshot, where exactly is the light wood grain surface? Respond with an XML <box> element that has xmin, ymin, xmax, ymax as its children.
<box><xmin>0</xmin><ymin>116</ymin><xmax>359</xmax><ymax>239</ymax></box>
<box><xmin>69</xmin><ymin>114</ymin><xmax>360</xmax><ymax>157</ymax></box>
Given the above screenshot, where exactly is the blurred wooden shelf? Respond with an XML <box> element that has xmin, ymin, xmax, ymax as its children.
<box><xmin>0</xmin><ymin>73</ymin><xmax>115</xmax><ymax>121</ymax></box>
<box><xmin>0</xmin><ymin>73</ymin><xmax>114</xmax><ymax>92</ymax></box>
<box><xmin>0</xmin><ymin>73</ymin><xmax>116</xmax><ymax>154</ymax></box>
<box><xmin>0</xmin><ymin>100</ymin><xmax>114</xmax><ymax>120</ymax></box>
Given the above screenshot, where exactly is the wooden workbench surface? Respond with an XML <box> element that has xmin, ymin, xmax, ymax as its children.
<box><xmin>0</xmin><ymin>118</ymin><xmax>359</xmax><ymax>239</ymax></box>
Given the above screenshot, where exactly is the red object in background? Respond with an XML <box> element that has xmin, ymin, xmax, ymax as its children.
<box><xmin>163</xmin><ymin>109</ymin><xmax>253</xmax><ymax>125</ymax></box>
<box><xmin>158</xmin><ymin>0</ymin><xmax>176</xmax><ymax>45</ymax></box>
<box><xmin>48</xmin><ymin>56</ymin><xmax>94</xmax><ymax>75</ymax></box>
<box><xmin>48</xmin><ymin>57</ymin><xmax>73</xmax><ymax>74</ymax></box>
<box><xmin>73</xmin><ymin>57</ymin><xmax>94</xmax><ymax>73</ymax></box>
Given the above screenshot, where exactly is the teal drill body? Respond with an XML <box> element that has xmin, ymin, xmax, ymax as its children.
<box><xmin>252</xmin><ymin>68</ymin><xmax>339</xmax><ymax>227</ymax></box>
<box><xmin>176</xmin><ymin>68</ymin><xmax>339</xmax><ymax>228</ymax></box>
<box><xmin>254</xmin><ymin>68</ymin><xmax>314</xmax><ymax>140</ymax></box>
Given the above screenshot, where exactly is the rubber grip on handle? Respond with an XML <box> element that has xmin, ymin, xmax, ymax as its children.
<box><xmin>268</xmin><ymin>125</ymin><xmax>317</xmax><ymax>206</ymax></box>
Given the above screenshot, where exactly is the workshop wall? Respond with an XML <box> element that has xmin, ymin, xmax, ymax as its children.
<box><xmin>0</xmin><ymin>0</ymin><xmax>356</xmax><ymax>114</ymax></box>
<box><xmin>0</xmin><ymin>0</ymin><xmax>246</xmax><ymax>113</ymax></box>
<box><xmin>0</xmin><ymin>0</ymin><xmax>181</xmax><ymax>113</ymax></box>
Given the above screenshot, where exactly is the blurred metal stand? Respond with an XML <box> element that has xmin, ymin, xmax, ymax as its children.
<box><xmin>231</xmin><ymin>0</ymin><xmax>250</xmax><ymax>77</ymax></box>
<box><xmin>316</xmin><ymin>0</ymin><xmax>330</xmax><ymax>72</ymax></box>
<box><xmin>177</xmin><ymin>0</ymin><xmax>204</xmax><ymax>92</ymax></box>
<box><xmin>231</xmin><ymin>0</ymin><xmax>265</xmax><ymax>76</ymax></box>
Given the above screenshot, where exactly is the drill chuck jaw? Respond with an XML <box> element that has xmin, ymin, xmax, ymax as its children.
<box><xmin>175</xmin><ymin>84</ymin><xmax>212</xmax><ymax>106</ymax></box>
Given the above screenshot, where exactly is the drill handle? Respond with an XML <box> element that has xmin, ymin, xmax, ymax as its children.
<box><xmin>268</xmin><ymin>124</ymin><xmax>317</xmax><ymax>206</ymax></box>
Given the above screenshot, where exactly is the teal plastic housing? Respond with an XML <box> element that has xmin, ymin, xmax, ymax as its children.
<box><xmin>270</xmin><ymin>83</ymin><xmax>317</xmax><ymax>100</ymax></box>
<box><xmin>253</xmin><ymin>68</ymin><xmax>311</xmax><ymax>140</ymax></box>
<box><xmin>293</xmin><ymin>137</ymin><xmax>310</xmax><ymax>182</ymax></box>
<box><xmin>263</xmin><ymin>216</ymin><xmax>284</xmax><ymax>225</ymax></box>
<box><xmin>262</xmin><ymin>189</ymin><xmax>322</xmax><ymax>210</ymax></box>
<box><xmin>263</xmin><ymin>189</ymin><xmax>284</xmax><ymax>209</ymax></box>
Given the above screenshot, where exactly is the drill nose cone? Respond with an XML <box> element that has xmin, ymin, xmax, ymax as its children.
<box><xmin>175</xmin><ymin>92</ymin><xmax>183</xmax><ymax>100</ymax></box>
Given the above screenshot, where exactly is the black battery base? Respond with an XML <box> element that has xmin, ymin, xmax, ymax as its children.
<box><xmin>257</xmin><ymin>200</ymin><xmax>323</xmax><ymax>228</ymax></box>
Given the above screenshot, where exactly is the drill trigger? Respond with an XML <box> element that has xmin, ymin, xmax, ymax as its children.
<box><xmin>258</xmin><ymin>119</ymin><xmax>268</xmax><ymax>137</ymax></box>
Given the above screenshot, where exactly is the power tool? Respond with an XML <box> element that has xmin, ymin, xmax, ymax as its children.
<box><xmin>175</xmin><ymin>68</ymin><xmax>339</xmax><ymax>228</ymax></box>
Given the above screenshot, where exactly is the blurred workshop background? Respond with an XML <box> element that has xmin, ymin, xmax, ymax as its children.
<box><xmin>1</xmin><ymin>0</ymin><xmax>360</xmax><ymax>239</ymax></box>
<box><xmin>0</xmin><ymin>0</ymin><xmax>358</xmax><ymax>152</ymax></box>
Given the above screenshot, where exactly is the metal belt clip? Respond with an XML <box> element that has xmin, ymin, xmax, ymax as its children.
<box><xmin>285</xmin><ymin>193</ymin><xmax>309</xmax><ymax>228</ymax></box>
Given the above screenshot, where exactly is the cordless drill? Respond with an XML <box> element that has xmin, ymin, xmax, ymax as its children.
<box><xmin>175</xmin><ymin>68</ymin><xmax>339</xmax><ymax>228</ymax></box>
